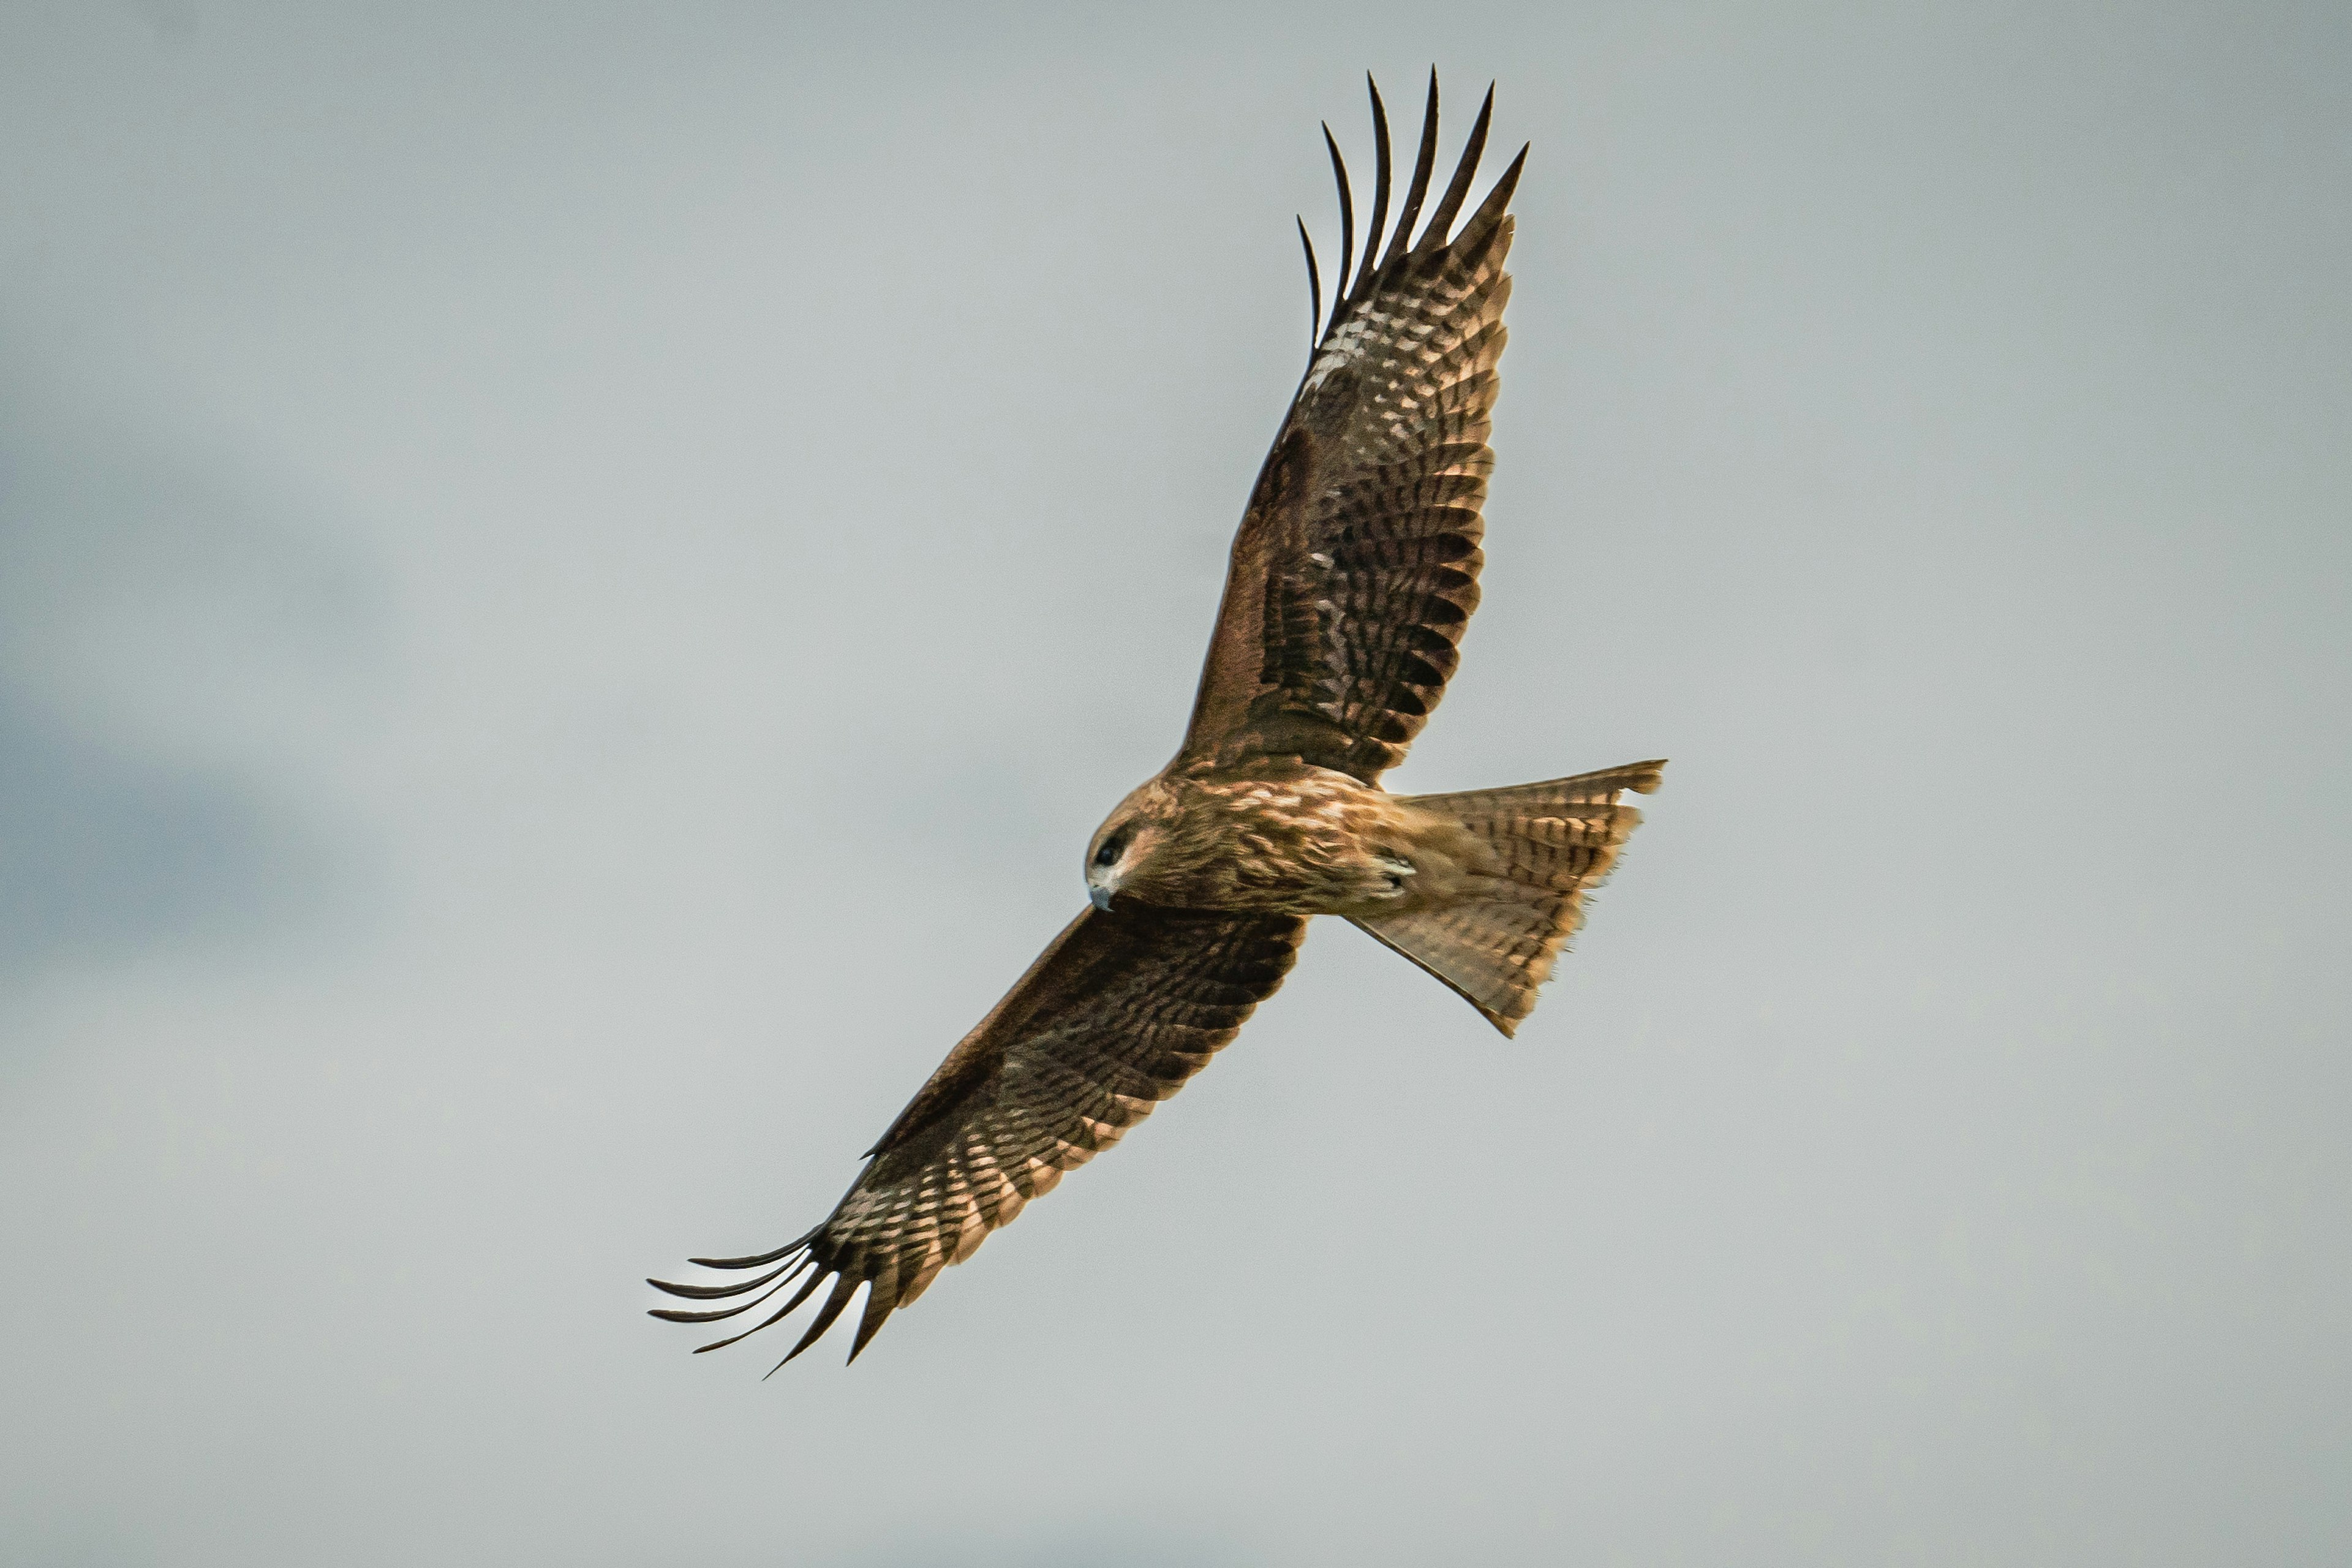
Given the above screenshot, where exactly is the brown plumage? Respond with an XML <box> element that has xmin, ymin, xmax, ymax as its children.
<box><xmin>650</xmin><ymin>74</ymin><xmax>1665</xmax><ymax>1370</ymax></box>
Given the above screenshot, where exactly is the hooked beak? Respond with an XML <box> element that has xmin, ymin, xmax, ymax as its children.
<box><xmin>1088</xmin><ymin>881</ymin><xmax>1115</xmax><ymax>913</ymax></box>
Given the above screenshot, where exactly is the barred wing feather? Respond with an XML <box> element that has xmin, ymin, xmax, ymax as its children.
<box><xmin>1183</xmin><ymin>75</ymin><xmax>1526</xmax><ymax>783</ymax></box>
<box><xmin>649</xmin><ymin>907</ymin><xmax>1303</xmax><ymax>1366</ymax></box>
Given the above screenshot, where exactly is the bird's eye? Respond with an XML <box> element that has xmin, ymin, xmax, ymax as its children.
<box><xmin>1094</xmin><ymin>837</ymin><xmax>1123</xmax><ymax>867</ymax></box>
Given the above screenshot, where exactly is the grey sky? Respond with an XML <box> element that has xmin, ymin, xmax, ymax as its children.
<box><xmin>2</xmin><ymin>2</ymin><xmax>2346</xmax><ymax>1564</ymax></box>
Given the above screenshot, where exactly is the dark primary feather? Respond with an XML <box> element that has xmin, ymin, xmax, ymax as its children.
<box><xmin>1351</xmin><ymin>75</ymin><xmax>1392</xmax><ymax>303</ymax></box>
<box><xmin>649</xmin><ymin>906</ymin><xmax>1303</xmax><ymax>1366</ymax></box>
<box><xmin>1321</xmin><ymin>123</ymin><xmax>1355</xmax><ymax>326</ymax></box>
<box><xmin>1183</xmin><ymin>74</ymin><xmax>1528</xmax><ymax>782</ymax></box>
<box><xmin>1297</xmin><ymin>217</ymin><xmax>1322</xmax><ymax>350</ymax></box>
<box><xmin>1417</xmin><ymin>85</ymin><xmax>1496</xmax><ymax>262</ymax></box>
<box><xmin>1379</xmin><ymin>73</ymin><xmax>1441</xmax><ymax>276</ymax></box>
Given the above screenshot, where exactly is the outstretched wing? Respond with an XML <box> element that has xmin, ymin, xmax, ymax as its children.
<box><xmin>1181</xmin><ymin>74</ymin><xmax>1525</xmax><ymax>783</ymax></box>
<box><xmin>649</xmin><ymin>905</ymin><xmax>1303</xmax><ymax>1367</ymax></box>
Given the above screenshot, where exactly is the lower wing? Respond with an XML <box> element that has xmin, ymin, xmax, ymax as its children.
<box><xmin>647</xmin><ymin>903</ymin><xmax>1305</xmax><ymax>1368</ymax></box>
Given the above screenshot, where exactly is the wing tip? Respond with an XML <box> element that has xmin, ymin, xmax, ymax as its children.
<box><xmin>652</xmin><ymin>1223</ymin><xmax>918</xmax><ymax>1370</ymax></box>
<box><xmin>762</xmin><ymin>1272</ymin><xmax>862</xmax><ymax>1376</ymax></box>
<box><xmin>1305</xmin><ymin>72</ymin><xmax>1524</xmax><ymax>341</ymax></box>
<box><xmin>647</xmin><ymin>1236</ymin><xmax>851</xmax><ymax>1357</ymax></box>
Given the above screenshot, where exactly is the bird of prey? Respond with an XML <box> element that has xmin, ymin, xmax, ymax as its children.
<box><xmin>650</xmin><ymin>74</ymin><xmax>1665</xmax><ymax>1370</ymax></box>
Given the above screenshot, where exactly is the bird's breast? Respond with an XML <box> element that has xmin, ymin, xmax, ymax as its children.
<box><xmin>1153</xmin><ymin>772</ymin><xmax>1480</xmax><ymax>917</ymax></box>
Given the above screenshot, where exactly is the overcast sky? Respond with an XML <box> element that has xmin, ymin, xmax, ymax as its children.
<box><xmin>2</xmin><ymin>4</ymin><xmax>2346</xmax><ymax>1564</ymax></box>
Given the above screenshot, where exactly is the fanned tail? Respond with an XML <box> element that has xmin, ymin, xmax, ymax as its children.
<box><xmin>1352</xmin><ymin>760</ymin><xmax>1664</xmax><ymax>1035</ymax></box>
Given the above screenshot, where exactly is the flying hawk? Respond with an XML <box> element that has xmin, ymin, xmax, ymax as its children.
<box><xmin>651</xmin><ymin>74</ymin><xmax>1665</xmax><ymax>1369</ymax></box>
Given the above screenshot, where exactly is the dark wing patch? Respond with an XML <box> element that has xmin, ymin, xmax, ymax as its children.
<box><xmin>649</xmin><ymin>905</ymin><xmax>1303</xmax><ymax>1368</ymax></box>
<box><xmin>1182</xmin><ymin>74</ymin><xmax>1525</xmax><ymax>783</ymax></box>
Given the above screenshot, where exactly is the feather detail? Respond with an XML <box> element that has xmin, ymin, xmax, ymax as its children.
<box><xmin>1381</xmin><ymin>71</ymin><xmax>1441</xmax><ymax>272</ymax></box>
<box><xmin>650</xmin><ymin>907</ymin><xmax>1303</xmax><ymax>1365</ymax></box>
<box><xmin>1322</xmin><ymin>123</ymin><xmax>1354</xmax><ymax>326</ymax></box>
<box><xmin>1350</xmin><ymin>73</ymin><xmax>1392</xmax><ymax>302</ymax></box>
<box><xmin>1183</xmin><ymin>73</ymin><xmax>1525</xmax><ymax>782</ymax></box>
<box><xmin>1298</xmin><ymin>216</ymin><xmax>1322</xmax><ymax>352</ymax></box>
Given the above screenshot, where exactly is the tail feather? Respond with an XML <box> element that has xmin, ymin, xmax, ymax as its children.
<box><xmin>1352</xmin><ymin>759</ymin><xmax>1664</xmax><ymax>1035</ymax></box>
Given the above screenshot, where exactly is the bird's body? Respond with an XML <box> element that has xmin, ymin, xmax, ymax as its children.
<box><xmin>652</xmin><ymin>74</ymin><xmax>1665</xmax><ymax>1369</ymax></box>
<box><xmin>1090</xmin><ymin>763</ymin><xmax>1452</xmax><ymax>919</ymax></box>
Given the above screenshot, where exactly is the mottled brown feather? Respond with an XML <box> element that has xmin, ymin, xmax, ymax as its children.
<box><xmin>650</xmin><ymin>905</ymin><xmax>1303</xmax><ymax>1364</ymax></box>
<box><xmin>1183</xmin><ymin>81</ymin><xmax>1528</xmax><ymax>783</ymax></box>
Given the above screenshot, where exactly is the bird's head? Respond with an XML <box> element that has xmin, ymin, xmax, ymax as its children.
<box><xmin>1084</xmin><ymin>779</ymin><xmax>1185</xmax><ymax>912</ymax></box>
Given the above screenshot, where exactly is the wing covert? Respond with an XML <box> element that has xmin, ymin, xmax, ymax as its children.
<box><xmin>648</xmin><ymin>905</ymin><xmax>1303</xmax><ymax>1366</ymax></box>
<box><xmin>1182</xmin><ymin>75</ymin><xmax>1525</xmax><ymax>782</ymax></box>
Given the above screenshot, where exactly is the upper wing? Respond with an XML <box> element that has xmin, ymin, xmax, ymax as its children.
<box><xmin>648</xmin><ymin>905</ymin><xmax>1303</xmax><ymax>1367</ymax></box>
<box><xmin>1181</xmin><ymin>75</ymin><xmax>1525</xmax><ymax>783</ymax></box>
